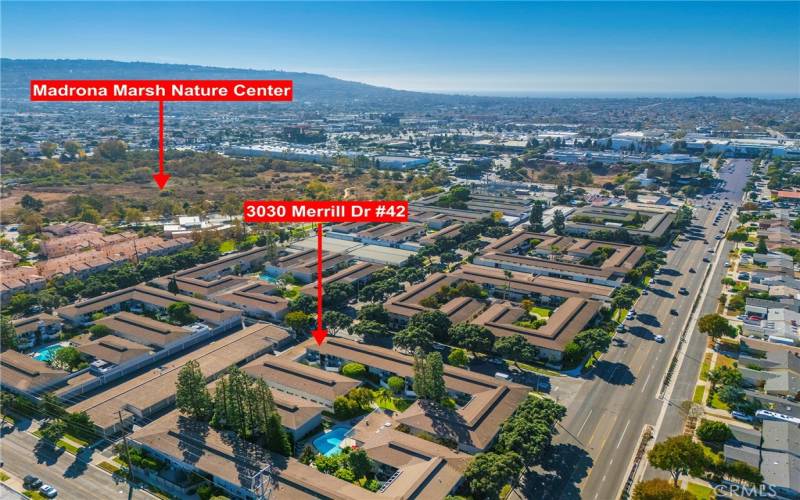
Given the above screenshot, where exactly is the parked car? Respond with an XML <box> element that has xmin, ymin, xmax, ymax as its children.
<box><xmin>679</xmin><ymin>287</ymin><xmax>688</xmax><ymax>295</ymax></box>
<box><xmin>732</xmin><ymin>411</ymin><xmax>754</xmax><ymax>423</ymax></box>
<box><xmin>39</xmin><ymin>484</ymin><xmax>58</xmax><ymax>498</ymax></box>
<box><xmin>654</xmin><ymin>335</ymin><xmax>665</xmax><ymax>343</ymax></box>
<box><xmin>23</xmin><ymin>476</ymin><xmax>42</xmax><ymax>490</ymax></box>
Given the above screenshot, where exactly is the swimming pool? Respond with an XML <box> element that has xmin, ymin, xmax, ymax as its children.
<box><xmin>312</xmin><ymin>426</ymin><xmax>351</xmax><ymax>456</ymax></box>
<box><xmin>33</xmin><ymin>343</ymin><xmax>66</xmax><ymax>362</ymax></box>
<box><xmin>258</xmin><ymin>273</ymin><xmax>279</xmax><ymax>284</ymax></box>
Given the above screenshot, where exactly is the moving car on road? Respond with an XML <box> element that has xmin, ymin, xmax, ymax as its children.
<box><xmin>654</xmin><ymin>335</ymin><xmax>665</xmax><ymax>343</ymax></box>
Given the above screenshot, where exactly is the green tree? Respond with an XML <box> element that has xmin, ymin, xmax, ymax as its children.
<box><xmin>552</xmin><ymin>209</ymin><xmax>566</xmax><ymax>235</ymax></box>
<box><xmin>574</xmin><ymin>328</ymin><xmax>612</xmax><ymax>359</ymax></box>
<box><xmin>20</xmin><ymin>194</ymin><xmax>44</xmax><ymax>212</ymax></box>
<box><xmin>323</xmin><ymin>311</ymin><xmax>352</xmax><ymax>336</ymax></box>
<box><xmin>447</xmin><ymin>348</ymin><xmax>469</xmax><ymax>367</ymax></box>
<box><xmin>647</xmin><ymin>435</ymin><xmax>708</xmax><ymax>486</ymax></box>
<box><xmin>464</xmin><ymin>451</ymin><xmax>523</xmax><ymax>499</ymax></box>
<box><xmin>284</xmin><ymin>311</ymin><xmax>312</xmax><ymax>335</ymax></box>
<box><xmin>63</xmin><ymin>140</ymin><xmax>81</xmax><ymax>159</ymax></box>
<box><xmin>756</xmin><ymin>237</ymin><xmax>768</xmax><ymax>254</ymax></box>
<box><xmin>341</xmin><ymin>362</ymin><xmax>366</xmax><ymax>379</ymax></box>
<box><xmin>79</xmin><ymin>207</ymin><xmax>102</xmax><ymax>224</ymax></box>
<box><xmin>412</xmin><ymin>349</ymin><xmax>446</xmax><ymax>402</ymax></box>
<box><xmin>496</xmin><ymin>396</ymin><xmax>566</xmax><ymax>470</ymax></box>
<box><xmin>176</xmin><ymin>360</ymin><xmax>213</xmax><ymax>421</ymax></box>
<box><xmin>357</xmin><ymin>303</ymin><xmax>389</xmax><ymax>324</ymax></box>
<box><xmin>168</xmin><ymin>302</ymin><xmax>197</xmax><ymax>325</ymax></box>
<box><xmin>95</xmin><ymin>139</ymin><xmax>127</xmax><ymax>161</ymax></box>
<box><xmin>408</xmin><ymin>310</ymin><xmax>452</xmax><ymax>343</ymax></box>
<box><xmin>50</xmin><ymin>346</ymin><xmax>84</xmax><ymax>371</ymax></box>
<box><xmin>350</xmin><ymin>319</ymin><xmax>385</xmax><ymax>339</ymax></box>
<box><xmin>387</xmin><ymin>375</ymin><xmax>406</xmax><ymax>395</ymax></box>
<box><xmin>632</xmin><ymin>479</ymin><xmax>694</xmax><ymax>500</ymax></box>
<box><xmin>346</xmin><ymin>448</ymin><xmax>372</xmax><ymax>479</ymax></box>
<box><xmin>124</xmin><ymin>207</ymin><xmax>144</xmax><ymax>225</ymax></box>
<box><xmin>495</xmin><ymin>334</ymin><xmax>539</xmax><ymax>366</ymax></box>
<box><xmin>1</xmin><ymin>315</ymin><xmax>17</xmax><ymax>351</ymax></box>
<box><xmin>696</xmin><ymin>419</ymin><xmax>733</xmax><ymax>443</ymax></box>
<box><xmin>529</xmin><ymin>201</ymin><xmax>545</xmax><ymax>231</ymax></box>
<box><xmin>393</xmin><ymin>326</ymin><xmax>434</xmax><ymax>353</ymax></box>
<box><xmin>88</xmin><ymin>324</ymin><xmax>113</xmax><ymax>338</ymax></box>
<box><xmin>167</xmin><ymin>275</ymin><xmax>180</xmax><ymax>294</ymax></box>
<box><xmin>39</xmin><ymin>141</ymin><xmax>58</xmax><ymax>158</ymax></box>
<box><xmin>40</xmin><ymin>392</ymin><xmax>66</xmax><ymax>421</ymax></box>
<box><xmin>449</xmin><ymin>323</ymin><xmax>495</xmax><ymax>356</ymax></box>
<box><xmin>697</xmin><ymin>314</ymin><xmax>735</xmax><ymax>344</ymax></box>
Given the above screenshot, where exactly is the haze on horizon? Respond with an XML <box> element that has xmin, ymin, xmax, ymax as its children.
<box><xmin>2</xmin><ymin>1</ymin><xmax>799</xmax><ymax>98</ymax></box>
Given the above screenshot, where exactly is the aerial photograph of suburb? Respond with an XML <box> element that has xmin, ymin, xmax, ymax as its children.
<box><xmin>0</xmin><ymin>2</ymin><xmax>798</xmax><ymax>499</ymax></box>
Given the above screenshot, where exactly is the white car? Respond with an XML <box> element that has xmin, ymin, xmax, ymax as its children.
<box><xmin>654</xmin><ymin>335</ymin><xmax>665</xmax><ymax>343</ymax></box>
<box><xmin>39</xmin><ymin>485</ymin><xmax>58</xmax><ymax>498</ymax></box>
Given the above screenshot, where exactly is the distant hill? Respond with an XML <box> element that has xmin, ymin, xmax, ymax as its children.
<box><xmin>0</xmin><ymin>58</ymin><xmax>455</xmax><ymax>105</ymax></box>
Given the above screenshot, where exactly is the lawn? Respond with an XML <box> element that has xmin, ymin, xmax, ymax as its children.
<box><xmin>693</xmin><ymin>385</ymin><xmax>706</xmax><ymax>404</ymax></box>
<box><xmin>699</xmin><ymin>353</ymin><xmax>712</xmax><ymax>381</ymax></box>
<box><xmin>687</xmin><ymin>482</ymin><xmax>714</xmax><ymax>500</ymax></box>
<box><xmin>1</xmin><ymin>414</ymin><xmax>15</xmax><ymax>426</ymax></box>
<box><xmin>98</xmin><ymin>461</ymin><xmax>121</xmax><ymax>474</ymax></box>
<box><xmin>612</xmin><ymin>308</ymin><xmax>628</xmax><ymax>323</ymax></box>
<box><xmin>530</xmin><ymin>306</ymin><xmax>551</xmax><ymax>318</ymax></box>
<box><xmin>504</xmin><ymin>359</ymin><xmax>561</xmax><ymax>377</ymax></box>
<box><xmin>717</xmin><ymin>354</ymin><xmax>737</xmax><ymax>369</ymax></box>
<box><xmin>0</xmin><ymin>471</ymin><xmax>9</xmax><ymax>481</ymax></box>
<box><xmin>374</xmin><ymin>393</ymin><xmax>413</xmax><ymax>413</ymax></box>
<box><xmin>56</xmin><ymin>439</ymin><xmax>81</xmax><ymax>455</ymax></box>
<box><xmin>709</xmin><ymin>392</ymin><xmax>730</xmax><ymax>411</ymax></box>
<box><xmin>219</xmin><ymin>240</ymin><xmax>236</xmax><ymax>253</ymax></box>
<box><xmin>23</xmin><ymin>492</ymin><xmax>47</xmax><ymax>500</ymax></box>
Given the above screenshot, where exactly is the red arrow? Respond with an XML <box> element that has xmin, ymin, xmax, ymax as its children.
<box><xmin>152</xmin><ymin>100</ymin><xmax>171</xmax><ymax>189</ymax></box>
<box><xmin>311</xmin><ymin>223</ymin><xmax>328</xmax><ymax>345</ymax></box>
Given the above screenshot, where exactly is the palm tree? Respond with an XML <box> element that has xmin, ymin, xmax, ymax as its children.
<box><xmin>503</xmin><ymin>270</ymin><xmax>512</xmax><ymax>300</ymax></box>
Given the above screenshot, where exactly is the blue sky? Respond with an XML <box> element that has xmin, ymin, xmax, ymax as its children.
<box><xmin>2</xmin><ymin>2</ymin><xmax>799</xmax><ymax>96</ymax></box>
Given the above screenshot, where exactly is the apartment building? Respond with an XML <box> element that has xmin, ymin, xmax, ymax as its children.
<box><xmin>11</xmin><ymin>313</ymin><xmax>62</xmax><ymax>351</ymax></box>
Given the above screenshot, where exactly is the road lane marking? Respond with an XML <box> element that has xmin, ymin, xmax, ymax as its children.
<box><xmin>577</xmin><ymin>409</ymin><xmax>593</xmax><ymax>436</ymax></box>
<box><xmin>616</xmin><ymin>419</ymin><xmax>631</xmax><ymax>449</ymax></box>
<box><xmin>641</xmin><ymin>372</ymin><xmax>651</xmax><ymax>392</ymax></box>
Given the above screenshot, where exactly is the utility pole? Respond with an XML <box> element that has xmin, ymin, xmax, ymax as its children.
<box><xmin>118</xmin><ymin>410</ymin><xmax>135</xmax><ymax>483</ymax></box>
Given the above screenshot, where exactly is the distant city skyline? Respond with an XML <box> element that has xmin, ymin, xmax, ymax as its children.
<box><xmin>2</xmin><ymin>1</ymin><xmax>799</xmax><ymax>97</ymax></box>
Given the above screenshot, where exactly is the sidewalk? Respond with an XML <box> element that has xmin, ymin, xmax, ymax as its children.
<box><xmin>1</xmin><ymin>467</ymin><xmax>29</xmax><ymax>497</ymax></box>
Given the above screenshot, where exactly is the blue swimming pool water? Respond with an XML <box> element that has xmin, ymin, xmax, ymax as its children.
<box><xmin>258</xmin><ymin>273</ymin><xmax>279</xmax><ymax>284</ymax></box>
<box><xmin>313</xmin><ymin>426</ymin><xmax>350</xmax><ymax>456</ymax></box>
<box><xmin>33</xmin><ymin>343</ymin><xmax>65</xmax><ymax>362</ymax></box>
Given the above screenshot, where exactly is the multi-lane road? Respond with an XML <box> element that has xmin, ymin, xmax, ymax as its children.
<box><xmin>516</xmin><ymin>159</ymin><xmax>752</xmax><ymax>500</ymax></box>
<box><xmin>0</xmin><ymin>423</ymin><xmax>152</xmax><ymax>499</ymax></box>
